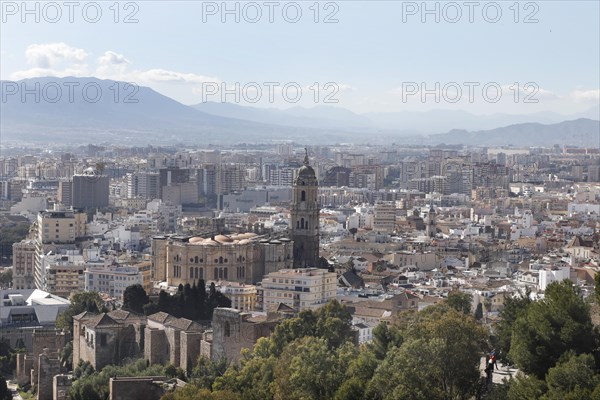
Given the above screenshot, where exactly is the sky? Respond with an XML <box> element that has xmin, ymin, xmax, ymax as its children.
<box><xmin>1</xmin><ymin>0</ymin><xmax>599</xmax><ymax>115</ymax></box>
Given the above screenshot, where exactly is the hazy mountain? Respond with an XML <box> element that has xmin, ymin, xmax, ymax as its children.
<box><xmin>2</xmin><ymin>77</ymin><xmax>598</xmax><ymax>146</ymax></box>
<box><xmin>193</xmin><ymin>101</ymin><xmax>599</xmax><ymax>134</ymax></box>
<box><xmin>364</xmin><ymin>109</ymin><xmax>600</xmax><ymax>133</ymax></box>
<box><xmin>0</xmin><ymin>77</ymin><xmax>340</xmax><ymax>144</ymax></box>
<box><xmin>428</xmin><ymin>119</ymin><xmax>600</xmax><ymax>147</ymax></box>
<box><xmin>192</xmin><ymin>102</ymin><xmax>372</xmax><ymax>130</ymax></box>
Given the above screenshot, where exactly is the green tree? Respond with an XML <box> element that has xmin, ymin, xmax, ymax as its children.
<box><xmin>60</xmin><ymin>341</ymin><xmax>73</xmax><ymax>370</ymax></box>
<box><xmin>190</xmin><ymin>356</ymin><xmax>228</xmax><ymax>389</ymax></box>
<box><xmin>544</xmin><ymin>352</ymin><xmax>600</xmax><ymax>400</ymax></box>
<box><xmin>56</xmin><ymin>291</ymin><xmax>104</xmax><ymax>332</ymax></box>
<box><xmin>334</xmin><ymin>347</ymin><xmax>379</xmax><ymax>400</ymax></box>
<box><xmin>474</xmin><ymin>302</ymin><xmax>483</xmax><ymax>320</ymax></box>
<box><xmin>494</xmin><ymin>289</ymin><xmax>532</xmax><ymax>364</ymax></box>
<box><xmin>0</xmin><ymin>269</ymin><xmax>12</xmax><ymax>288</ymax></box>
<box><xmin>273</xmin><ymin>337</ymin><xmax>356</xmax><ymax>400</ymax></box>
<box><xmin>509</xmin><ymin>281</ymin><xmax>596</xmax><ymax>378</ymax></box>
<box><xmin>0</xmin><ymin>222</ymin><xmax>30</xmax><ymax>266</ymax></box>
<box><xmin>595</xmin><ymin>272</ymin><xmax>600</xmax><ymax>304</ymax></box>
<box><xmin>213</xmin><ymin>300</ymin><xmax>355</xmax><ymax>400</ymax></box>
<box><xmin>0</xmin><ymin>377</ymin><xmax>12</xmax><ymax>400</ymax></box>
<box><xmin>161</xmin><ymin>385</ymin><xmax>242</xmax><ymax>400</ymax></box>
<box><xmin>506</xmin><ymin>373</ymin><xmax>547</xmax><ymax>400</ymax></box>
<box><xmin>366</xmin><ymin>306</ymin><xmax>488</xmax><ymax>400</ymax></box>
<box><xmin>447</xmin><ymin>290</ymin><xmax>473</xmax><ymax>314</ymax></box>
<box><xmin>370</xmin><ymin>323</ymin><xmax>403</xmax><ymax>360</ymax></box>
<box><xmin>122</xmin><ymin>284</ymin><xmax>149</xmax><ymax>314</ymax></box>
<box><xmin>70</xmin><ymin>359</ymin><xmax>166</xmax><ymax>400</ymax></box>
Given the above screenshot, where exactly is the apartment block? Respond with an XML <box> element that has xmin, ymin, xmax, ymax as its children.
<box><xmin>260</xmin><ymin>268</ymin><xmax>337</xmax><ymax>312</ymax></box>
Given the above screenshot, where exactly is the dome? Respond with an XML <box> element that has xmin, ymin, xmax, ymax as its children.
<box><xmin>214</xmin><ymin>234</ymin><xmax>233</xmax><ymax>243</ymax></box>
<box><xmin>298</xmin><ymin>164</ymin><xmax>316</xmax><ymax>178</ymax></box>
<box><xmin>297</xmin><ymin>148</ymin><xmax>316</xmax><ymax>179</ymax></box>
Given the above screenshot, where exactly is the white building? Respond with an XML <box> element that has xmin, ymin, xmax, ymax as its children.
<box><xmin>353</xmin><ymin>321</ymin><xmax>377</xmax><ymax>344</ymax></box>
<box><xmin>85</xmin><ymin>265</ymin><xmax>142</xmax><ymax>299</ymax></box>
<box><xmin>218</xmin><ymin>282</ymin><xmax>257</xmax><ymax>311</ymax></box>
<box><xmin>538</xmin><ymin>266</ymin><xmax>571</xmax><ymax>291</ymax></box>
<box><xmin>261</xmin><ymin>268</ymin><xmax>337</xmax><ymax>312</ymax></box>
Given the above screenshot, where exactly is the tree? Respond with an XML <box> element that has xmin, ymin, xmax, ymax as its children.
<box><xmin>334</xmin><ymin>347</ymin><xmax>379</xmax><ymax>400</ymax></box>
<box><xmin>366</xmin><ymin>306</ymin><xmax>488</xmax><ymax>400</ymax></box>
<box><xmin>506</xmin><ymin>373</ymin><xmax>547</xmax><ymax>400</ymax></box>
<box><xmin>595</xmin><ymin>272</ymin><xmax>600</xmax><ymax>304</ymax></box>
<box><xmin>348</xmin><ymin>227</ymin><xmax>358</xmax><ymax>238</ymax></box>
<box><xmin>122</xmin><ymin>284</ymin><xmax>149</xmax><ymax>314</ymax></box>
<box><xmin>190</xmin><ymin>356</ymin><xmax>228</xmax><ymax>389</ymax></box>
<box><xmin>161</xmin><ymin>386</ymin><xmax>242</xmax><ymax>400</ymax></box>
<box><xmin>474</xmin><ymin>302</ymin><xmax>483</xmax><ymax>320</ymax></box>
<box><xmin>272</xmin><ymin>337</ymin><xmax>356</xmax><ymax>400</ymax></box>
<box><xmin>0</xmin><ymin>222</ymin><xmax>30</xmax><ymax>266</ymax></box>
<box><xmin>447</xmin><ymin>290</ymin><xmax>473</xmax><ymax>314</ymax></box>
<box><xmin>370</xmin><ymin>323</ymin><xmax>403</xmax><ymax>360</ymax></box>
<box><xmin>56</xmin><ymin>291</ymin><xmax>104</xmax><ymax>332</ymax></box>
<box><xmin>70</xmin><ymin>358</ymin><xmax>166</xmax><ymax>400</ymax></box>
<box><xmin>544</xmin><ymin>352</ymin><xmax>600</xmax><ymax>400</ymax></box>
<box><xmin>0</xmin><ymin>377</ymin><xmax>11</xmax><ymax>400</ymax></box>
<box><xmin>509</xmin><ymin>281</ymin><xmax>597</xmax><ymax>378</ymax></box>
<box><xmin>0</xmin><ymin>269</ymin><xmax>12</xmax><ymax>288</ymax></box>
<box><xmin>494</xmin><ymin>288</ymin><xmax>532</xmax><ymax>364</ymax></box>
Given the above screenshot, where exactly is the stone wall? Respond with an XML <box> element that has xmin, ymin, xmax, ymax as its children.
<box><xmin>145</xmin><ymin>327</ymin><xmax>167</xmax><ymax>365</ymax></box>
<box><xmin>37</xmin><ymin>351</ymin><xmax>61</xmax><ymax>400</ymax></box>
<box><xmin>109</xmin><ymin>376</ymin><xmax>167</xmax><ymax>400</ymax></box>
<box><xmin>179</xmin><ymin>331</ymin><xmax>202</xmax><ymax>371</ymax></box>
<box><xmin>32</xmin><ymin>330</ymin><xmax>66</xmax><ymax>378</ymax></box>
<box><xmin>53</xmin><ymin>374</ymin><xmax>72</xmax><ymax>400</ymax></box>
<box><xmin>16</xmin><ymin>353</ymin><xmax>33</xmax><ymax>386</ymax></box>
<box><xmin>211</xmin><ymin>308</ymin><xmax>276</xmax><ymax>364</ymax></box>
<box><xmin>165</xmin><ymin>327</ymin><xmax>180</xmax><ymax>366</ymax></box>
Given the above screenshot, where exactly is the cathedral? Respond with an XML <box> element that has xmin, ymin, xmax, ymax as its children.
<box><xmin>151</xmin><ymin>150</ymin><xmax>320</xmax><ymax>287</ymax></box>
<box><xmin>290</xmin><ymin>150</ymin><xmax>320</xmax><ymax>268</ymax></box>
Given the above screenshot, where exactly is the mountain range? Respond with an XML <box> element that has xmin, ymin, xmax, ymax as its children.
<box><xmin>1</xmin><ymin>77</ymin><xmax>598</xmax><ymax>146</ymax></box>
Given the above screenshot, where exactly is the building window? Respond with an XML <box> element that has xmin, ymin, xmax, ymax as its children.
<box><xmin>100</xmin><ymin>333</ymin><xmax>107</xmax><ymax>346</ymax></box>
<box><xmin>224</xmin><ymin>321</ymin><xmax>231</xmax><ymax>337</ymax></box>
<box><xmin>301</xmin><ymin>190</ymin><xmax>306</xmax><ymax>201</ymax></box>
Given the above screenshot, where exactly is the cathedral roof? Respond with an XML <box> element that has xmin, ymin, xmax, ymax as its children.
<box><xmin>298</xmin><ymin>164</ymin><xmax>316</xmax><ymax>178</ymax></box>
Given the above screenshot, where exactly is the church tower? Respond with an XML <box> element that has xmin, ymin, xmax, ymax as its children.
<box><xmin>291</xmin><ymin>149</ymin><xmax>320</xmax><ymax>268</ymax></box>
<box><xmin>426</xmin><ymin>203</ymin><xmax>437</xmax><ymax>238</ymax></box>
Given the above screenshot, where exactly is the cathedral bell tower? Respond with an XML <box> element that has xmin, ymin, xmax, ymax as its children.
<box><xmin>291</xmin><ymin>149</ymin><xmax>320</xmax><ymax>268</ymax></box>
<box><xmin>426</xmin><ymin>203</ymin><xmax>437</xmax><ymax>238</ymax></box>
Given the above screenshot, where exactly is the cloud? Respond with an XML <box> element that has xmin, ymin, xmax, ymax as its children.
<box><xmin>98</xmin><ymin>51</ymin><xmax>130</xmax><ymax>66</ymax></box>
<box><xmin>25</xmin><ymin>42</ymin><xmax>88</xmax><ymax>68</ymax></box>
<box><xmin>11</xmin><ymin>67</ymin><xmax>90</xmax><ymax>80</ymax></box>
<box><xmin>136</xmin><ymin>69</ymin><xmax>220</xmax><ymax>85</ymax></box>
<box><xmin>571</xmin><ymin>89</ymin><xmax>600</xmax><ymax>102</ymax></box>
<box><xmin>96</xmin><ymin>51</ymin><xmax>131</xmax><ymax>78</ymax></box>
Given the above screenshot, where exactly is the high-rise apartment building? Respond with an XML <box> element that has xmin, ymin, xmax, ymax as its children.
<box><xmin>72</xmin><ymin>172</ymin><xmax>109</xmax><ymax>210</ymax></box>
